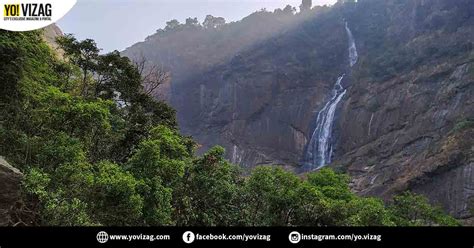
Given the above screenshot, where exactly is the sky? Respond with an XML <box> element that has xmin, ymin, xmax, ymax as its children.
<box><xmin>57</xmin><ymin>0</ymin><xmax>337</xmax><ymax>53</ymax></box>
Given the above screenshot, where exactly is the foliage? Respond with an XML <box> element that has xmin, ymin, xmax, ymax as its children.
<box><xmin>23</xmin><ymin>167</ymin><xmax>94</xmax><ymax>226</ymax></box>
<box><xmin>389</xmin><ymin>192</ymin><xmax>459</xmax><ymax>226</ymax></box>
<box><xmin>348</xmin><ymin>0</ymin><xmax>473</xmax><ymax>82</ymax></box>
<box><xmin>451</xmin><ymin>119</ymin><xmax>474</xmax><ymax>134</ymax></box>
<box><xmin>174</xmin><ymin>146</ymin><xmax>243</xmax><ymax>226</ymax></box>
<box><xmin>127</xmin><ymin>125</ymin><xmax>190</xmax><ymax>186</ymax></box>
<box><xmin>242</xmin><ymin>166</ymin><xmax>303</xmax><ymax>226</ymax></box>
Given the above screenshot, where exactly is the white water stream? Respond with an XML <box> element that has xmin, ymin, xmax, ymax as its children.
<box><xmin>303</xmin><ymin>21</ymin><xmax>358</xmax><ymax>169</ymax></box>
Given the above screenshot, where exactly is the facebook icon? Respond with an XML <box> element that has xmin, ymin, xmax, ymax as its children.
<box><xmin>182</xmin><ymin>231</ymin><xmax>195</xmax><ymax>244</ymax></box>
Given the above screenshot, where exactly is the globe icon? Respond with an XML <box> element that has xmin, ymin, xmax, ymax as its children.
<box><xmin>96</xmin><ymin>231</ymin><xmax>109</xmax><ymax>243</ymax></box>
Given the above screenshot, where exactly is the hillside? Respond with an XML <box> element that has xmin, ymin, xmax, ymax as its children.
<box><xmin>122</xmin><ymin>0</ymin><xmax>474</xmax><ymax>221</ymax></box>
<box><xmin>1</xmin><ymin>25</ymin><xmax>461</xmax><ymax>226</ymax></box>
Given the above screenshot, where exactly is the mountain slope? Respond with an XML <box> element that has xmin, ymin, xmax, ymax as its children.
<box><xmin>123</xmin><ymin>0</ymin><xmax>474</xmax><ymax>220</ymax></box>
<box><xmin>335</xmin><ymin>0</ymin><xmax>474</xmax><ymax>220</ymax></box>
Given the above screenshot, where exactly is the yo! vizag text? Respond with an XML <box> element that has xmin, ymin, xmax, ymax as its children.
<box><xmin>4</xmin><ymin>3</ymin><xmax>52</xmax><ymax>20</ymax></box>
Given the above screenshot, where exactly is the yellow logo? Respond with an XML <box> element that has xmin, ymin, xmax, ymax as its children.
<box><xmin>3</xmin><ymin>3</ymin><xmax>52</xmax><ymax>17</ymax></box>
<box><xmin>4</xmin><ymin>4</ymin><xmax>20</xmax><ymax>17</ymax></box>
<box><xmin>1</xmin><ymin>0</ymin><xmax>76</xmax><ymax>31</ymax></box>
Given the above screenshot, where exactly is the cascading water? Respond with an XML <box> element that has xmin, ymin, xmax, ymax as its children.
<box><xmin>345</xmin><ymin>21</ymin><xmax>358</xmax><ymax>67</ymax></box>
<box><xmin>302</xmin><ymin>21</ymin><xmax>358</xmax><ymax>170</ymax></box>
<box><xmin>304</xmin><ymin>75</ymin><xmax>347</xmax><ymax>168</ymax></box>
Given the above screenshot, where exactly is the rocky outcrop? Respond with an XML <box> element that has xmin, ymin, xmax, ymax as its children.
<box><xmin>334</xmin><ymin>60</ymin><xmax>474</xmax><ymax>219</ymax></box>
<box><xmin>329</xmin><ymin>0</ymin><xmax>474</xmax><ymax>220</ymax></box>
<box><xmin>0</xmin><ymin>156</ymin><xmax>23</xmax><ymax>226</ymax></box>
<box><xmin>42</xmin><ymin>24</ymin><xmax>63</xmax><ymax>57</ymax></box>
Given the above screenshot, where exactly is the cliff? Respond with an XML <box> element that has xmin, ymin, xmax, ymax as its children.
<box><xmin>42</xmin><ymin>24</ymin><xmax>63</xmax><ymax>57</ymax></box>
<box><xmin>333</xmin><ymin>0</ymin><xmax>474</xmax><ymax>220</ymax></box>
<box><xmin>123</xmin><ymin>0</ymin><xmax>473</xmax><ymax>220</ymax></box>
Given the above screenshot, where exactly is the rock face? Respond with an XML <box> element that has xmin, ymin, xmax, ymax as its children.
<box><xmin>331</xmin><ymin>0</ymin><xmax>474</xmax><ymax>220</ymax></box>
<box><xmin>42</xmin><ymin>24</ymin><xmax>63</xmax><ymax>56</ymax></box>
<box><xmin>123</xmin><ymin>0</ymin><xmax>474</xmax><ymax>219</ymax></box>
<box><xmin>42</xmin><ymin>24</ymin><xmax>62</xmax><ymax>44</ymax></box>
<box><xmin>336</xmin><ymin>62</ymin><xmax>474</xmax><ymax>219</ymax></box>
<box><xmin>0</xmin><ymin>156</ymin><xmax>23</xmax><ymax>226</ymax></box>
<box><xmin>170</xmin><ymin>11</ymin><xmax>347</xmax><ymax>169</ymax></box>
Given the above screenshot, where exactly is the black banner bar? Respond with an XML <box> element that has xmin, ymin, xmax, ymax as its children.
<box><xmin>0</xmin><ymin>227</ymin><xmax>472</xmax><ymax>247</ymax></box>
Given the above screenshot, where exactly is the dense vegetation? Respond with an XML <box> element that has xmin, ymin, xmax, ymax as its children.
<box><xmin>0</xmin><ymin>30</ymin><xmax>458</xmax><ymax>226</ymax></box>
<box><xmin>347</xmin><ymin>0</ymin><xmax>473</xmax><ymax>81</ymax></box>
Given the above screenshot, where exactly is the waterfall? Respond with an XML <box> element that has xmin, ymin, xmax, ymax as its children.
<box><xmin>368</xmin><ymin>113</ymin><xmax>374</xmax><ymax>136</ymax></box>
<box><xmin>231</xmin><ymin>144</ymin><xmax>243</xmax><ymax>164</ymax></box>
<box><xmin>304</xmin><ymin>76</ymin><xmax>347</xmax><ymax>168</ymax></box>
<box><xmin>345</xmin><ymin>21</ymin><xmax>358</xmax><ymax>67</ymax></box>
<box><xmin>302</xmin><ymin>21</ymin><xmax>358</xmax><ymax>170</ymax></box>
<box><xmin>232</xmin><ymin>145</ymin><xmax>239</xmax><ymax>164</ymax></box>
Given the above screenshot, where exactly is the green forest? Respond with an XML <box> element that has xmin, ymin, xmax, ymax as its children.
<box><xmin>0</xmin><ymin>30</ymin><xmax>459</xmax><ymax>226</ymax></box>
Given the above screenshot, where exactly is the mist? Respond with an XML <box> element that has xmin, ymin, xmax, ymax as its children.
<box><xmin>57</xmin><ymin>0</ymin><xmax>337</xmax><ymax>52</ymax></box>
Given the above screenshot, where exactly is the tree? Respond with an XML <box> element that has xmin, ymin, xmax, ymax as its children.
<box><xmin>23</xmin><ymin>168</ymin><xmax>93</xmax><ymax>226</ymax></box>
<box><xmin>56</xmin><ymin>35</ymin><xmax>100</xmax><ymax>96</ymax></box>
<box><xmin>203</xmin><ymin>15</ymin><xmax>226</xmax><ymax>29</ymax></box>
<box><xmin>35</xmin><ymin>132</ymin><xmax>86</xmax><ymax>171</ymax></box>
<box><xmin>307</xmin><ymin>168</ymin><xmax>353</xmax><ymax>201</ymax></box>
<box><xmin>57</xmin><ymin>35</ymin><xmax>148</xmax><ymax>105</ymax></box>
<box><xmin>165</xmin><ymin>19</ymin><xmax>181</xmax><ymax>31</ymax></box>
<box><xmin>344</xmin><ymin>197</ymin><xmax>394</xmax><ymax>226</ymax></box>
<box><xmin>283</xmin><ymin>5</ymin><xmax>297</xmax><ymax>15</ymax></box>
<box><xmin>133</xmin><ymin>55</ymin><xmax>170</xmax><ymax>97</ymax></box>
<box><xmin>56</xmin><ymin>36</ymin><xmax>178</xmax><ymax>163</ymax></box>
<box><xmin>242</xmin><ymin>166</ymin><xmax>301</xmax><ymax>226</ymax></box>
<box><xmin>274</xmin><ymin>5</ymin><xmax>296</xmax><ymax>16</ymax></box>
<box><xmin>77</xmin><ymin>161</ymin><xmax>145</xmax><ymax>226</ymax></box>
<box><xmin>126</xmin><ymin>125</ymin><xmax>192</xmax><ymax>225</ymax></box>
<box><xmin>127</xmin><ymin>125</ymin><xmax>189</xmax><ymax>186</ymax></box>
<box><xmin>95</xmin><ymin>51</ymin><xmax>142</xmax><ymax>104</ymax></box>
<box><xmin>23</xmin><ymin>161</ymin><xmax>146</xmax><ymax>226</ymax></box>
<box><xmin>185</xmin><ymin>17</ymin><xmax>200</xmax><ymax>27</ymax></box>
<box><xmin>300</xmin><ymin>0</ymin><xmax>312</xmax><ymax>12</ymax></box>
<box><xmin>289</xmin><ymin>181</ymin><xmax>328</xmax><ymax>226</ymax></box>
<box><xmin>243</xmin><ymin>166</ymin><xmax>355</xmax><ymax>226</ymax></box>
<box><xmin>32</xmin><ymin>86</ymin><xmax>113</xmax><ymax>158</ymax></box>
<box><xmin>174</xmin><ymin>146</ymin><xmax>242</xmax><ymax>226</ymax></box>
<box><xmin>389</xmin><ymin>192</ymin><xmax>459</xmax><ymax>226</ymax></box>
